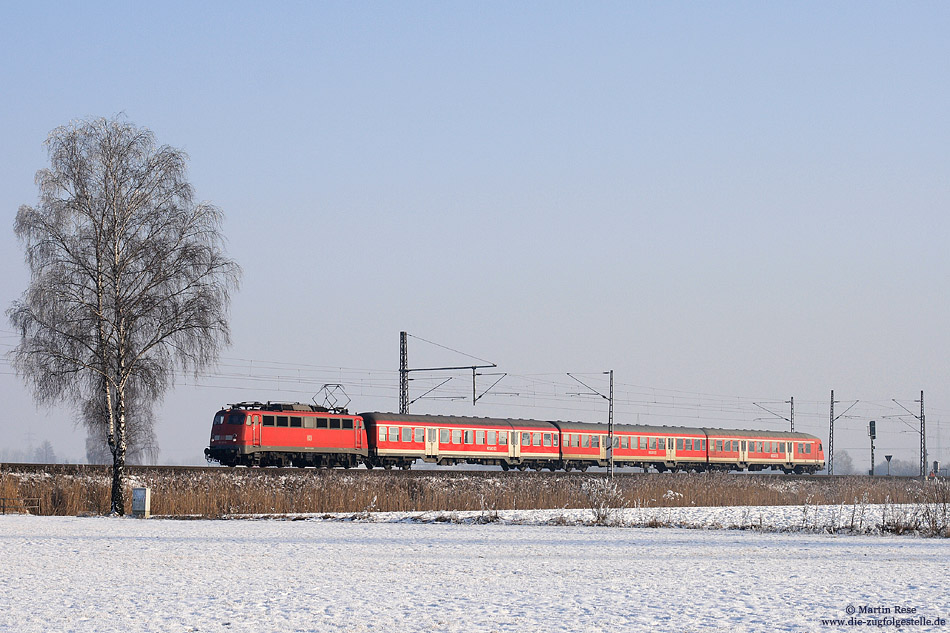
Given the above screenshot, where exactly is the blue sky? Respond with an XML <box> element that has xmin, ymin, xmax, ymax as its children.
<box><xmin>1</xmin><ymin>2</ymin><xmax>948</xmax><ymax>469</ymax></box>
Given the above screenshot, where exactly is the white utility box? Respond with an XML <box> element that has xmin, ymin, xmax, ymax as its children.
<box><xmin>132</xmin><ymin>487</ymin><xmax>151</xmax><ymax>518</ymax></box>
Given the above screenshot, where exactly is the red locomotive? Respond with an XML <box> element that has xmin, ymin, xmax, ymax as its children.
<box><xmin>206</xmin><ymin>402</ymin><xmax>825</xmax><ymax>473</ymax></box>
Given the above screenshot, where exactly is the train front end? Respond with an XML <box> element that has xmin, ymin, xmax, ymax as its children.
<box><xmin>205</xmin><ymin>407</ymin><xmax>250</xmax><ymax>466</ymax></box>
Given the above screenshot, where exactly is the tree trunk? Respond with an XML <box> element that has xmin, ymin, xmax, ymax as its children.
<box><xmin>111</xmin><ymin>383</ymin><xmax>127</xmax><ymax>515</ymax></box>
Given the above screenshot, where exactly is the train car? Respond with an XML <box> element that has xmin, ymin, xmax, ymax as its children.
<box><xmin>704</xmin><ymin>429</ymin><xmax>824</xmax><ymax>474</ymax></box>
<box><xmin>609</xmin><ymin>425</ymin><xmax>708</xmax><ymax>472</ymax></box>
<box><xmin>361</xmin><ymin>412</ymin><xmax>559</xmax><ymax>470</ymax></box>
<box><xmin>205</xmin><ymin>402</ymin><xmax>368</xmax><ymax>467</ymax></box>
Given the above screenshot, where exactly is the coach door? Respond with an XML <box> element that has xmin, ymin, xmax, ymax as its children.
<box><xmin>355</xmin><ymin>419</ymin><xmax>362</xmax><ymax>450</ymax></box>
<box><xmin>509</xmin><ymin>431</ymin><xmax>520</xmax><ymax>460</ymax></box>
<box><xmin>426</xmin><ymin>428</ymin><xmax>439</xmax><ymax>458</ymax></box>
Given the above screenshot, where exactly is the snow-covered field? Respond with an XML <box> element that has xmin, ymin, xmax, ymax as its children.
<box><xmin>1</xmin><ymin>512</ymin><xmax>948</xmax><ymax>633</ymax></box>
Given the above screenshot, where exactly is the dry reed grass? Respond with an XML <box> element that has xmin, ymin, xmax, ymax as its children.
<box><xmin>0</xmin><ymin>468</ymin><xmax>938</xmax><ymax>518</ymax></box>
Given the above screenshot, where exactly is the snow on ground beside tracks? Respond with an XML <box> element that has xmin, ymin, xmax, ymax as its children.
<box><xmin>1</xmin><ymin>512</ymin><xmax>948</xmax><ymax>632</ymax></box>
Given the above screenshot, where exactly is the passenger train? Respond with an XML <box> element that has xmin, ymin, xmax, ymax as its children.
<box><xmin>205</xmin><ymin>402</ymin><xmax>825</xmax><ymax>473</ymax></box>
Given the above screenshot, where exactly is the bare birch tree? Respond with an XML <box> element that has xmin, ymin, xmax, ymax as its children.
<box><xmin>8</xmin><ymin>116</ymin><xmax>241</xmax><ymax>514</ymax></box>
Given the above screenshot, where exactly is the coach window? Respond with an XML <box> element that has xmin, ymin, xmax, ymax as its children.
<box><xmin>532</xmin><ymin>433</ymin><xmax>541</xmax><ymax>447</ymax></box>
<box><xmin>464</xmin><ymin>430</ymin><xmax>474</xmax><ymax>444</ymax></box>
<box><xmin>388</xmin><ymin>427</ymin><xmax>399</xmax><ymax>442</ymax></box>
<box><xmin>581</xmin><ymin>435</ymin><xmax>590</xmax><ymax>448</ymax></box>
<box><xmin>499</xmin><ymin>432</ymin><xmax>508</xmax><ymax>446</ymax></box>
<box><xmin>543</xmin><ymin>433</ymin><xmax>552</xmax><ymax>447</ymax></box>
<box><xmin>290</xmin><ymin>417</ymin><xmax>302</xmax><ymax>428</ymax></box>
<box><xmin>276</xmin><ymin>416</ymin><xmax>289</xmax><ymax>428</ymax></box>
<box><xmin>440</xmin><ymin>429</ymin><xmax>450</xmax><ymax>443</ymax></box>
<box><xmin>658</xmin><ymin>438</ymin><xmax>665</xmax><ymax>450</ymax></box>
<box><xmin>452</xmin><ymin>429</ymin><xmax>462</xmax><ymax>444</ymax></box>
<box><xmin>649</xmin><ymin>438</ymin><xmax>657</xmax><ymax>450</ymax></box>
<box><xmin>263</xmin><ymin>415</ymin><xmax>275</xmax><ymax>427</ymax></box>
<box><xmin>378</xmin><ymin>427</ymin><xmax>387</xmax><ymax>442</ymax></box>
<box><xmin>676</xmin><ymin>438</ymin><xmax>683</xmax><ymax>451</ymax></box>
<box><xmin>592</xmin><ymin>436</ymin><xmax>600</xmax><ymax>448</ymax></box>
<box><xmin>487</xmin><ymin>430</ymin><xmax>497</xmax><ymax>445</ymax></box>
<box><xmin>806</xmin><ymin>444</ymin><xmax>812</xmax><ymax>454</ymax></box>
<box><xmin>521</xmin><ymin>433</ymin><xmax>530</xmax><ymax>446</ymax></box>
<box><xmin>553</xmin><ymin>435</ymin><xmax>559</xmax><ymax>447</ymax></box>
<box><xmin>401</xmin><ymin>427</ymin><xmax>412</xmax><ymax>442</ymax></box>
<box><xmin>415</xmin><ymin>428</ymin><xmax>424</xmax><ymax>443</ymax></box>
<box><xmin>612</xmin><ymin>437</ymin><xmax>619</xmax><ymax>448</ymax></box>
<box><xmin>620</xmin><ymin>436</ymin><xmax>628</xmax><ymax>449</ymax></box>
<box><xmin>475</xmin><ymin>430</ymin><xmax>485</xmax><ymax>445</ymax></box>
<box><xmin>715</xmin><ymin>440</ymin><xmax>722</xmax><ymax>452</ymax></box>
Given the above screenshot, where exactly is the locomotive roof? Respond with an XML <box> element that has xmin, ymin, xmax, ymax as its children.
<box><xmin>224</xmin><ymin>401</ymin><xmax>348</xmax><ymax>414</ymax></box>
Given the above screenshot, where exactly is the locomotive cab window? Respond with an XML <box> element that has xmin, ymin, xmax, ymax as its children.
<box><xmin>227</xmin><ymin>413</ymin><xmax>245</xmax><ymax>425</ymax></box>
<box><xmin>214</xmin><ymin>413</ymin><xmax>224</xmax><ymax>425</ymax></box>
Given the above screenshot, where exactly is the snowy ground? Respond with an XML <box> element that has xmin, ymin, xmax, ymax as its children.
<box><xmin>1</xmin><ymin>513</ymin><xmax>948</xmax><ymax>633</ymax></box>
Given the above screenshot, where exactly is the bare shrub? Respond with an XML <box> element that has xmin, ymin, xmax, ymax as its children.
<box><xmin>580</xmin><ymin>477</ymin><xmax>628</xmax><ymax>526</ymax></box>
